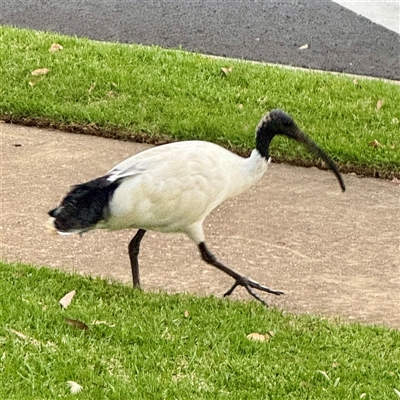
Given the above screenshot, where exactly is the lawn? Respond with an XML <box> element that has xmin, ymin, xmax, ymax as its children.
<box><xmin>1</xmin><ymin>262</ymin><xmax>399</xmax><ymax>399</ymax></box>
<box><xmin>1</xmin><ymin>26</ymin><xmax>399</xmax><ymax>177</ymax></box>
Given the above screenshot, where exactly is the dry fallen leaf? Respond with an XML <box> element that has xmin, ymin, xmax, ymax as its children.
<box><xmin>59</xmin><ymin>289</ymin><xmax>76</xmax><ymax>309</ymax></box>
<box><xmin>107</xmin><ymin>90</ymin><xmax>118</xmax><ymax>98</ymax></box>
<box><xmin>221</xmin><ymin>66</ymin><xmax>233</xmax><ymax>76</ymax></box>
<box><xmin>65</xmin><ymin>318</ymin><xmax>89</xmax><ymax>331</ymax></box>
<box><xmin>31</xmin><ymin>68</ymin><xmax>49</xmax><ymax>76</ymax></box>
<box><xmin>317</xmin><ymin>370</ymin><xmax>330</xmax><ymax>380</ymax></box>
<box><xmin>49</xmin><ymin>43</ymin><xmax>63</xmax><ymax>52</ymax></box>
<box><xmin>8</xmin><ymin>328</ymin><xmax>41</xmax><ymax>347</ymax></box>
<box><xmin>376</xmin><ymin>99</ymin><xmax>384</xmax><ymax>111</ymax></box>
<box><xmin>92</xmin><ymin>320</ymin><xmax>116</xmax><ymax>328</ymax></box>
<box><xmin>247</xmin><ymin>332</ymin><xmax>272</xmax><ymax>342</ymax></box>
<box><xmin>333</xmin><ymin>377</ymin><xmax>340</xmax><ymax>387</ymax></box>
<box><xmin>299</xmin><ymin>43</ymin><xmax>309</xmax><ymax>50</ymax></box>
<box><xmin>238</xmin><ymin>104</ymin><xmax>244</xmax><ymax>109</ymax></box>
<box><xmin>66</xmin><ymin>381</ymin><xmax>83</xmax><ymax>394</ymax></box>
<box><xmin>369</xmin><ymin>139</ymin><xmax>382</xmax><ymax>148</ymax></box>
<box><xmin>184</xmin><ymin>310</ymin><xmax>189</xmax><ymax>318</ymax></box>
<box><xmin>88</xmin><ymin>82</ymin><xmax>96</xmax><ymax>94</ymax></box>
<box><xmin>8</xmin><ymin>329</ymin><xmax>27</xmax><ymax>340</ymax></box>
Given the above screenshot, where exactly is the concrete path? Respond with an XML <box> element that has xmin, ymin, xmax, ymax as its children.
<box><xmin>1</xmin><ymin>122</ymin><xmax>399</xmax><ymax>328</ymax></box>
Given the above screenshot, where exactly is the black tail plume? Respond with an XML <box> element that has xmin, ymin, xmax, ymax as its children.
<box><xmin>48</xmin><ymin>175</ymin><xmax>121</xmax><ymax>232</ymax></box>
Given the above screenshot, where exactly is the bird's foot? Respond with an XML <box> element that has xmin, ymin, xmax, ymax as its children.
<box><xmin>223</xmin><ymin>276</ymin><xmax>284</xmax><ymax>306</ymax></box>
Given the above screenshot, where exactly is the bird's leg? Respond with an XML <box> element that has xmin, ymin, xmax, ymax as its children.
<box><xmin>128</xmin><ymin>229</ymin><xmax>146</xmax><ymax>288</ymax></box>
<box><xmin>198</xmin><ymin>242</ymin><xmax>284</xmax><ymax>306</ymax></box>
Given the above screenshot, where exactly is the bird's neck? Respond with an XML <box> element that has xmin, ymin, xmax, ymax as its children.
<box><xmin>255</xmin><ymin>131</ymin><xmax>274</xmax><ymax>159</ymax></box>
<box><xmin>243</xmin><ymin>149</ymin><xmax>270</xmax><ymax>184</ymax></box>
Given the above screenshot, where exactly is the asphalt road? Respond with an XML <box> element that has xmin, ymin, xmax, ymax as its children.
<box><xmin>1</xmin><ymin>0</ymin><xmax>399</xmax><ymax>80</ymax></box>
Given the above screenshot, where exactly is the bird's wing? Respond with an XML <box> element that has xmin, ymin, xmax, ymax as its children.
<box><xmin>105</xmin><ymin>142</ymin><xmax>190</xmax><ymax>182</ymax></box>
<box><xmin>106</xmin><ymin>140</ymin><xmax>237</xmax><ymax>183</ymax></box>
<box><xmin>106</xmin><ymin>160</ymin><xmax>148</xmax><ymax>182</ymax></box>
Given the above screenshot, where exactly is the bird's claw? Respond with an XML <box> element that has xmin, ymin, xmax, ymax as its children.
<box><xmin>223</xmin><ymin>276</ymin><xmax>284</xmax><ymax>306</ymax></box>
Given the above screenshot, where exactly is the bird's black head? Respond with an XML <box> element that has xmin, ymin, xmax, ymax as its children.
<box><xmin>255</xmin><ymin>110</ymin><xmax>303</xmax><ymax>159</ymax></box>
<box><xmin>256</xmin><ymin>109</ymin><xmax>346</xmax><ymax>192</ymax></box>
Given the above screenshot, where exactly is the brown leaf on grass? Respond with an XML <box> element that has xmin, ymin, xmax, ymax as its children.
<box><xmin>49</xmin><ymin>43</ymin><xmax>63</xmax><ymax>52</ymax></box>
<box><xmin>247</xmin><ymin>332</ymin><xmax>273</xmax><ymax>342</ymax></box>
<box><xmin>8</xmin><ymin>328</ymin><xmax>28</xmax><ymax>340</ymax></box>
<box><xmin>59</xmin><ymin>290</ymin><xmax>76</xmax><ymax>309</ymax></box>
<box><xmin>317</xmin><ymin>370</ymin><xmax>330</xmax><ymax>380</ymax></box>
<box><xmin>88</xmin><ymin>82</ymin><xmax>96</xmax><ymax>93</ymax></box>
<box><xmin>107</xmin><ymin>90</ymin><xmax>118</xmax><ymax>99</ymax></box>
<box><xmin>299</xmin><ymin>43</ymin><xmax>309</xmax><ymax>50</ymax></box>
<box><xmin>353</xmin><ymin>78</ymin><xmax>362</xmax><ymax>89</ymax></box>
<box><xmin>376</xmin><ymin>99</ymin><xmax>384</xmax><ymax>111</ymax></box>
<box><xmin>8</xmin><ymin>328</ymin><xmax>41</xmax><ymax>346</ymax></box>
<box><xmin>238</xmin><ymin>104</ymin><xmax>244</xmax><ymax>109</ymax></box>
<box><xmin>65</xmin><ymin>318</ymin><xmax>89</xmax><ymax>331</ymax></box>
<box><xmin>221</xmin><ymin>66</ymin><xmax>233</xmax><ymax>76</ymax></box>
<box><xmin>92</xmin><ymin>320</ymin><xmax>116</xmax><ymax>328</ymax></box>
<box><xmin>184</xmin><ymin>310</ymin><xmax>189</xmax><ymax>318</ymax></box>
<box><xmin>369</xmin><ymin>139</ymin><xmax>382</xmax><ymax>148</ymax></box>
<box><xmin>31</xmin><ymin>68</ymin><xmax>49</xmax><ymax>76</ymax></box>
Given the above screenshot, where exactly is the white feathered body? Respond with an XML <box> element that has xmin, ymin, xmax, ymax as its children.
<box><xmin>102</xmin><ymin>141</ymin><xmax>270</xmax><ymax>242</ymax></box>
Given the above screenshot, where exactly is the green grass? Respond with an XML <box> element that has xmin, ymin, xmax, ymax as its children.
<box><xmin>0</xmin><ymin>262</ymin><xmax>399</xmax><ymax>399</ymax></box>
<box><xmin>1</xmin><ymin>26</ymin><xmax>399</xmax><ymax>177</ymax></box>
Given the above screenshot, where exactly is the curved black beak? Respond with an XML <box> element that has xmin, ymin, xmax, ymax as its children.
<box><xmin>293</xmin><ymin>129</ymin><xmax>346</xmax><ymax>192</ymax></box>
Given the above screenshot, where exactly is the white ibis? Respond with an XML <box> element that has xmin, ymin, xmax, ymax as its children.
<box><xmin>48</xmin><ymin>110</ymin><xmax>345</xmax><ymax>305</ymax></box>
